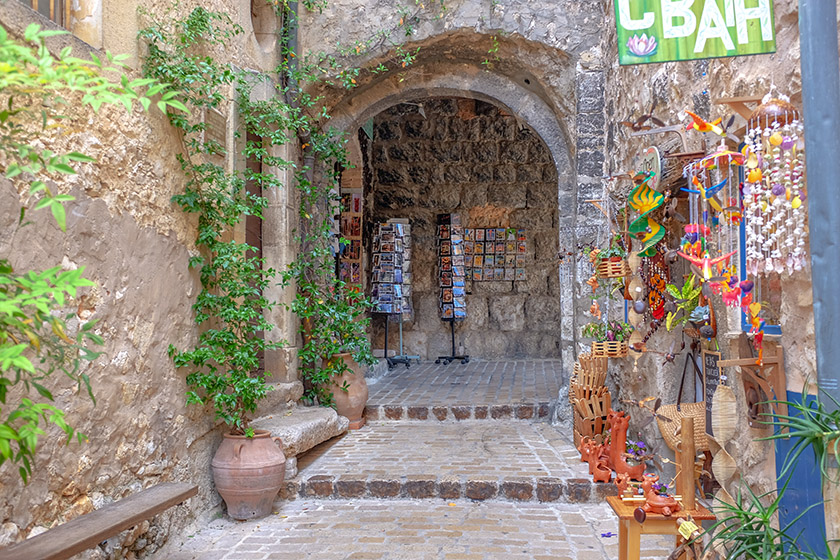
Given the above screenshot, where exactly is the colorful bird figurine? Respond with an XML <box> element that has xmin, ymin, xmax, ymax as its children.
<box><xmin>685</xmin><ymin>110</ymin><xmax>725</xmax><ymax>136</ymax></box>
<box><xmin>590</xmin><ymin>300</ymin><xmax>602</xmax><ymax>319</ymax></box>
<box><xmin>677</xmin><ymin>250</ymin><xmax>738</xmax><ymax>281</ymax></box>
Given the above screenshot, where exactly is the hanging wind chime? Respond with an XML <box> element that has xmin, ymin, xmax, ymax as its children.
<box><xmin>743</xmin><ymin>94</ymin><xmax>808</xmax><ymax>277</ymax></box>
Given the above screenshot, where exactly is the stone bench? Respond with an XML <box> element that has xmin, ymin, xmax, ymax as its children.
<box><xmin>0</xmin><ymin>483</ymin><xmax>197</xmax><ymax>560</ymax></box>
<box><xmin>251</xmin><ymin>404</ymin><xmax>349</xmax><ymax>477</ymax></box>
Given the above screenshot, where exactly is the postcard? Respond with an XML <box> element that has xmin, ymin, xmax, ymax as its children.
<box><xmin>442</xmin><ymin>289</ymin><xmax>454</xmax><ymax>303</ymax></box>
<box><xmin>381</xmin><ymin>253</ymin><xmax>394</xmax><ymax>264</ymax></box>
<box><xmin>441</xmin><ymin>304</ymin><xmax>454</xmax><ymax>319</ymax></box>
<box><xmin>473</xmin><ymin>255</ymin><xmax>484</xmax><ymax>268</ymax></box>
<box><xmin>440</xmin><ymin>274</ymin><xmax>452</xmax><ymax>287</ymax></box>
<box><xmin>453</xmin><ymin>286</ymin><xmax>465</xmax><ymax>297</ymax></box>
<box><xmin>452</xmin><ymin>244</ymin><xmax>464</xmax><ymax>256</ymax></box>
<box><xmin>504</xmin><ymin>267</ymin><xmax>515</xmax><ymax>281</ymax></box>
<box><xmin>440</xmin><ymin>241</ymin><xmax>451</xmax><ymax>256</ymax></box>
<box><xmin>486</xmin><ymin>228</ymin><xmax>496</xmax><ymax>241</ymax></box>
<box><xmin>518</xmin><ymin>242</ymin><xmax>527</xmax><ymax>254</ymax></box>
<box><xmin>472</xmin><ymin>269</ymin><xmax>483</xmax><ymax>281</ymax></box>
<box><xmin>380</xmin><ymin>224</ymin><xmax>394</xmax><ymax>233</ymax></box>
<box><xmin>452</xmin><ymin>266</ymin><xmax>463</xmax><ymax>277</ymax></box>
<box><xmin>475</xmin><ymin>228</ymin><xmax>485</xmax><ymax>242</ymax></box>
<box><xmin>507</xmin><ymin>229</ymin><xmax>516</xmax><ymax>241</ymax></box>
<box><xmin>464</xmin><ymin>228</ymin><xmax>473</xmax><ymax>241</ymax></box>
<box><xmin>394</xmin><ymin>269</ymin><xmax>403</xmax><ymax>284</ymax></box>
<box><xmin>381</xmin><ymin>242</ymin><xmax>395</xmax><ymax>253</ymax></box>
<box><xmin>453</xmin><ymin>278</ymin><xmax>465</xmax><ymax>288</ymax></box>
<box><xmin>496</xmin><ymin>242</ymin><xmax>506</xmax><ymax>254</ymax></box>
<box><xmin>464</xmin><ymin>241</ymin><xmax>474</xmax><ymax>255</ymax></box>
<box><xmin>395</xmin><ymin>239</ymin><xmax>404</xmax><ymax>253</ymax></box>
<box><xmin>515</xmin><ymin>268</ymin><xmax>526</xmax><ymax>281</ymax></box>
<box><xmin>454</xmin><ymin>308</ymin><xmax>466</xmax><ymax>319</ymax></box>
<box><xmin>450</xmin><ymin>214</ymin><xmax>461</xmax><ymax>226</ymax></box>
<box><xmin>516</xmin><ymin>254</ymin><xmax>526</xmax><ymax>267</ymax></box>
<box><xmin>439</xmin><ymin>225</ymin><xmax>450</xmax><ymax>239</ymax></box>
<box><xmin>505</xmin><ymin>255</ymin><xmax>516</xmax><ymax>268</ymax></box>
<box><xmin>485</xmin><ymin>255</ymin><xmax>495</xmax><ymax>267</ymax></box>
<box><xmin>506</xmin><ymin>241</ymin><xmax>517</xmax><ymax>254</ymax></box>
<box><xmin>453</xmin><ymin>255</ymin><xmax>465</xmax><ymax>267</ymax></box>
<box><xmin>495</xmin><ymin>267</ymin><xmax>505</xmax><ymax>279</ymax></box>
<box><xmin>475</xmin><ymin>243</ymin><xmax>484</xmax><ymax>255</ymax></box>
<box><xmin>453</xmin><ymin>297</ymin><xmax>466</xmax><ymax>308</ymax></box>
<box><xmin>484</xmin><ymin>267</ymin><xmax>495</xmax><ymax>280</ymax></box>
<box><xmin>518</xmin><ymin>229</ymin><xmax>526</xmax><ymax>242</ymax></box>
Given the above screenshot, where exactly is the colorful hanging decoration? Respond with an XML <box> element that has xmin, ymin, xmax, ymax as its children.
<box><xmin>680</xmin><ymin>143</ymin><xmax>743</xmax><ymax>291</ymax></box>
<box><xmin>628</xmin><ymin>169</ymin><xmax>665</xmax><ymax>257</ymax></box>
<box><xmin>743</xmin><ymin>94</ymin><xmax>808</xmax><ymax>276</ymax></box>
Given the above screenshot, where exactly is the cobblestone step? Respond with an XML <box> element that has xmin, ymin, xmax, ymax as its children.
<box><xmin>280</xmin><ymin>473</ymin><xmax>616</xmax><ymax>504</ymax></box>
<box><xmin>364</xmin><ymin>402</ymin><xmax>555</xmax><ymax>422</ymax></box>
<box><xmin>282</xmin><ymin>421</ymin><xmax>608</xmax><ymax>504</ymax></box>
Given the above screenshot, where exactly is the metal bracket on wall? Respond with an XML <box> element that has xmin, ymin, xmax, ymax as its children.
<box><xmin>629</xmin><ymin>124</ymin><xmax>688</xmax><ymax>152</ymax></box>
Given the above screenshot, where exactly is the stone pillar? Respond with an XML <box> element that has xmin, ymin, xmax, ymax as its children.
<box><xmin>570</xmin><ymin>70</ymin><xmax>608</xmax><ymax>364</ymax></box>
<box><xmin>263</xmin><ymin>145</ymin><xmax>301</xmax><ymax>385</ymax></box>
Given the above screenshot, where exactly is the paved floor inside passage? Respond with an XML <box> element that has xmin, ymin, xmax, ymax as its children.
<box><xmin>153</xmin><ymin>361</ymin><xmax>678</xmax><ymax>560</ymax></box>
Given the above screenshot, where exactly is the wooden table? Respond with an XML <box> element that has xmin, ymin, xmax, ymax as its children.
<box><xmin>606</xmin><ymin>495</ymin><xmax>716</xmax><ymax>560</ymax></box>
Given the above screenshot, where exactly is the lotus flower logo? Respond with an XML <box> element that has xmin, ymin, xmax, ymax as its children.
<box><xmin>626</xmin><ymin>34</ymin><xmax>657</xmax><ymax>57</ymax></box>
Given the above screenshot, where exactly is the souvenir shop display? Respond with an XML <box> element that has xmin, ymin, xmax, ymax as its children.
<box><xmin>464</xmin><ymin>227</ymin><xmax>527</xmax><ymax>282</ymax></box>
<box><xmin>371</xmin><ymin>220</ymin><xmax>418</xmax><ymax>369</ymax></box>
<box><xmin>339</xmin><ymin>190</ymin><xmax>363</xmax><ymax>285</ymax></box>
<box><xmin>436</xmin><ymin>214</ymin><xmax>469</xmax><ymax>365</ymax></box>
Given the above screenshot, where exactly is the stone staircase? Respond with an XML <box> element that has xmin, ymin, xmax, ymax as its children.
<box><xmin>272</xmin><ymin>360</ymin><xmax>616</xmax><ymax>506</ymax></box>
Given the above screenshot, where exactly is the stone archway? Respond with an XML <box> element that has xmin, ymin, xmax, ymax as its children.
<box><xmin>329</xmin><ymin>65</ymin><xmax>579</xmax><ymax>364</ymax></box>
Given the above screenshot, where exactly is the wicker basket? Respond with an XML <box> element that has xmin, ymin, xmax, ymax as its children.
<box><xmin>579</xmin><ymin>352</ymin><xmax>608</xmax><ymax>375</ymax></box>
<box><xmin>591</xmin><ymin>340</ymin><xmax>628</xmax><ymax>358</ymax></box>
<box><xmin>596</xmin><ymin>258</ymin><xmax>631</xmax><ymax>279</ymax></box>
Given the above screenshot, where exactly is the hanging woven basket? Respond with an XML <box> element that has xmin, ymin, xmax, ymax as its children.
<box><xmin>596</xmin><ymin>257</ymin><xmax>631</xmax><ymax>279</ymax></box>
<box><xmin>591</xmin><ymin>340</ymin><xmax>628</xmax><ymax>358</ymax></box>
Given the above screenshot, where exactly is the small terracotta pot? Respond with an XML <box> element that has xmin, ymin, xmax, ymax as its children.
<box><xmin>327</xmin><ymin>353</ymin><xmax>369</xmax><ymax>429</ymax></box>
<box><xmin>211</xmin><ymin>430</ymin><xmax>286</xmax><ymax>520</ymax></box>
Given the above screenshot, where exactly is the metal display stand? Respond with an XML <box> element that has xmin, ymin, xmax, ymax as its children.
<box><xmin>435</xmin><ymin>319</ymin><xmax>470</xmax><ymax>365</ymax></box>
<box><xmin>383</xmin><ymin>313</ymin><xmax>419</xmax><ymax>369</ymax></box>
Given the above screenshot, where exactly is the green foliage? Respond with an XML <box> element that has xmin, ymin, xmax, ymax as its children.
<box><xmin>665</xmin><ymin>276</ymin><xmax>701</xmax><ymax>331</ymax></box>
<box><xmin>582</xmin><ymin>320</ymin><xmax>633</xmax><ymax>342</ymax></box>
<box><xmin>705</xmin><ymin>475</ymin><xmax>814</xmax><ymax>560</ymax></box>
<box><xmin>140</xmin><ymin>7</ymin><xmax>288</xmax><ymax>436</ymax></box>
<box><xmin>0</xmin><ymin>24</ymin><xmax>180</xmax><ymax>481</ymax></box>
<box><xmin>292</xmin><ymin>281</ymin><xmax>375</xmax><ymax>406</ymax></box>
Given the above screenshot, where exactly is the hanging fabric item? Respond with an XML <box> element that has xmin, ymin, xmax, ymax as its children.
<box><xmin>639</xmin><ymin>243</ymin><xmax>670</xmax><ymax>344</ymax></box>
<box><xmin>743</xmin><ymin>93</ymin><xmax>807</xmax><ymax>276</ymax></box>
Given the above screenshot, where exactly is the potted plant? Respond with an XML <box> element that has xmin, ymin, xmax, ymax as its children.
<box><xmin>591</xmin><ymin>234</ymin><xmax>631</xmax><ymax>279</ymax></box>
<box><xmin>294</xmin><ymin>279</ymin><xmax>376</xmax><ymax>429</ymax></box>
<box><xmin>583</xmin><ymin>320</ymin><xmax>633</xmax><ymax>358</ymax></box>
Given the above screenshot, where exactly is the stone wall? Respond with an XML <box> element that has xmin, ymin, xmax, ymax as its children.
<box><xmin>0</xmin><ymin>2</ymin><xmax>299</xmax><ymax>556</ymax></box>
<box><xmin>365</xmin><ymin>97</ymin><xmax>561</xmax><ymax>360</ymax></box>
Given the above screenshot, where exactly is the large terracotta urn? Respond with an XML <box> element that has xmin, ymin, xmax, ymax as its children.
<box><xmin>328</xmin><ymin>352</ymin><xmax>369</xmax><ymax>429</ymax></box>
<box><xmin>211</xmin><ymin>430</ymin><xmax>286</xmax><ymax>520</ymax></box>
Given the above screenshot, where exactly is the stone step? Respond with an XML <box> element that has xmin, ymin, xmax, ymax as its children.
<box><xmin>251</xmin><ymin>404</ymin><xmax>349</xmax><ymax>477</ymax></box>
<box><xmin>279</xmin><ymin>473</ymin><xmax>615</xmax><ymax>504</ymax></box>
<box><xmin>365</xmin><ymin>401</ymin><xmax>556</xmax><ymax>422</ymax></box>
<box><xmin>279</xmin><ymin>420</ymin><xmax>606</xmax><ymax>504</ymax></box>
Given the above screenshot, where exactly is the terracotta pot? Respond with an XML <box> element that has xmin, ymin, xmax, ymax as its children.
<box><xmin>328</xmin><ymin>352</ymin><xmax>369</xmax><ymax>429</ymax></box>
<box><xmin>211</xmin><ymin>430</ymin><xmax>286</xmax><ymax>520</ymax></box>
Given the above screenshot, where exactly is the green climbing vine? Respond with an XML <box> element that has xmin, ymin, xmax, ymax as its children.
<box><xmin>140</xmin><ymin>0</ymin><xmax>451</xmax><ymax>414</ymax></box>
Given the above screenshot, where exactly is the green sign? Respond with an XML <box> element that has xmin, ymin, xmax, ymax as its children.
<box><xmin>615</xmin><ymin>0</ymin><xmax>776</xmax><ymax>65</ymax></box>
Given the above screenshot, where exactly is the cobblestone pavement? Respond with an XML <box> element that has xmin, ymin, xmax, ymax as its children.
<box><xmin>298</xmin><ymin>422</ymin><xmax>580</xmax><ymax>480</ymax></box>
<box><xmin>367</xmin><ymin>360</ymin><xmax>564</xmax><ymax>407</ymax></box>
<box><xmin>156</xmin><ymin>499</ymin><xmax>675</xmax><ymax>560</ymax></box>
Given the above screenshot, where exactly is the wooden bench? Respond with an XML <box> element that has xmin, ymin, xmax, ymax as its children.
<box><xmin>0</xmin><ymin>482</ymin><xmax>197</xmax><ymax>560</ymax></box>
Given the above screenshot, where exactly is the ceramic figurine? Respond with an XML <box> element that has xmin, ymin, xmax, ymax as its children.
<box><xmin>607</xmin><ymin>409</ymin><xmax>646</xmax><ymax>481</ymax></box>
<box><xmin>641</xmin><ymin>473</ymin><xmax>681</xmax><ymax>517</ymax></box>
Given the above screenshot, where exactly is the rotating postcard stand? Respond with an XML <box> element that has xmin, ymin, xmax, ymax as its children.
<box><xmin>370</xmin><ymin>220</ymin><xmax>419</xmax><ymax>369</ymax></box>
<box><xmin>435</xmin><ymin>214</ymin><xmax>470</xmax><ymax>365</ymax></box>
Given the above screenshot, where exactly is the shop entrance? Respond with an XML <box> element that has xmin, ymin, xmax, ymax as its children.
<box><xmin>345</xmin><ymin>97</ymin><xmax>562</xmax><ymax>361</ymax></box>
